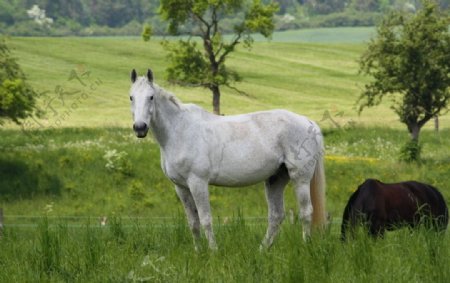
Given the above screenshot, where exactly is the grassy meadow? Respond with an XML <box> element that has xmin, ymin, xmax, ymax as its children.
<box><xmin>7</xmin><ymin>28</ymin><xmax>448</xmax><ymax>129</ymax></box>
<box><xmin>1</xmin><ymin>127</ymin><xmax>449</xmax><ymax>218</ymax></box>
<box><xmin>1</xmin><ymin>28</ymin><xmax>449</xmax><ymax>282</ymax></box>
<box><xmin>1</xmin><ymin>215</ymin><xmax>449</xmax><ymax>282</ymax></box>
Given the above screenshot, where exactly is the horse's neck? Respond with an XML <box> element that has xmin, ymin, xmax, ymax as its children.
<box><xmin>150</xmin><ymin>90</ymin><xmax>186</xmax><ymax>148</ymax></box>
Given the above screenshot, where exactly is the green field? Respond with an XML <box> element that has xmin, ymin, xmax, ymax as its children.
<box><xmin>1</xmin><ymin>28</ymin><xmax>449</xmax><ymax>282</ymax></box>
<box><xmin>1</xmin><ymin>126</ymin><xmax>449</xmax><ymax>282</ymax></box>
<box><xmin>5</xmin><ymin>29</ymin><xmax>449</xmax><ymax>129</ymax></box>
<box><xmin>1</xmin><ymin>215</ymin><xmax>449</xmax><ymax>282</ymax></box>
<box><xmin>1</xmin><ymin>126</ymin><xmax>449</xmax><ymax>217</ymax></box>
<box><xmin>249</xmin><ymin>27</ymin><xmax>376</xmax><ymax>43</ymax></box>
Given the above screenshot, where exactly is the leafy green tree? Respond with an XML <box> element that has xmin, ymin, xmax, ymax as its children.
<box><xmin>142</xmin><ymin>24</ymin><xmax>153</xmax><ymax>41</ymax></box>
<box><xmin>358</xmin><ymin>0</ymin><xmax>450</xmax><ymax>151</ymax></box>
<box><xmin>0</xmin><ymin>39</ymin><xmax>40</xmax><ymax>125</ymax></box>
<box><xmin>276</xmin><ymin>0</ymin><xmax>299</xmax><ymax>14</ymax></box>
<box><xmin>305</xmin><ymin>0</ymin><xmax>348</xmax><ymax>15</ymax></box>
<box><xmin>159</xmin><ymin>0</ymin><xmax>278</xmax><ymax>115</ymax></box>
<box><xmin>0</xmin><ymin>1</ymin><xmax>15</xmax><ymax>25</ymax></box>
<box><xmin>349</xmin><ymin>0</ymin><xmax>381</xmax><ymax>12</ymax></box>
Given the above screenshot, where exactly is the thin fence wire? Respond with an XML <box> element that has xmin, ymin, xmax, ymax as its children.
<box><xmin>2</xmin><ymin>214</ymin><xmax>343</xmax><ymax>229</ymax></box>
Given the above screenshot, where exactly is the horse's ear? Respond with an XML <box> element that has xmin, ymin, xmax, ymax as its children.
<box><xmin>131</xmin><ymin>69</ymin><xmax>137</xmax><ymax>83</ymax></box>
<box><xmin>147</xmin><ymin>69</ymin><xmax>153</xmax><ymax>83</ymax></box>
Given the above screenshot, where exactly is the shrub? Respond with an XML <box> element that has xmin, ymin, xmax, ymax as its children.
<box><xmin>399</xmin><ymin>140</ymin><xmax>422</xmax><ymax>162</ymax></box>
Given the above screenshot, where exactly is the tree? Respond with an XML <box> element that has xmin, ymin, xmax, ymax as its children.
<box><xmin>142</xmin><ymin>24</ymin><xmax>153</xmax><ymax>41</ymax></box>
<box><xmin>358</xmin><ymin>0</ymin><xmax>450</xmax><ymax>152</ymax></box>
<box><xmin>0</xmin><ymin>39</ymin><xmax>40</xmax><ymax>125</ymax></box>
<box><xmin>159</xmin><ymin>0</ymin><xmax>278</xmax><ymax>115</ymax></box>
<box><xmin>349</xmin><ymin>0</ymin><xmax>381</xmax><ymax>12</ymax></box>
<box><xmin>304</xmin><ymin>0</ymin><xmax>348</xmax><ymax>15</ymax></box>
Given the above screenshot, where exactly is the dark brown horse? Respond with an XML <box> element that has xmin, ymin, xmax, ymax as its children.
<box><xmin>341</xmin><ymin>179</ymin><xmax>448</xmax><ymax>240</ymax></box>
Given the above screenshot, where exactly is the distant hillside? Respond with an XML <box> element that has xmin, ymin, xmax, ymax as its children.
<box><xmin>6</xmin><ymin>35</ymin><xmax>449</xmax><ymax>129</ymax></box>
<box><xmin>1</xmin><ymin>0</ymin><xmax>448</xmax><ymax>36</ymax></box>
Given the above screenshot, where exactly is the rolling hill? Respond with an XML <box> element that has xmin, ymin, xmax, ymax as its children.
<box><xmin>7</xmin><ymin>27</ymin><xmax>447</xmax><ymax>130</ymax></box>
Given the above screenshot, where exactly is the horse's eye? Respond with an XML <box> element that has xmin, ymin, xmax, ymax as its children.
<box><xmin>150</xmin><ymin>96</ymin><xmax>154</xmax><ymax>101</ymax></box>
<box><xmin>130</xmin><ymin>96</ymin><xmax>133</xmax><ymax>101</ymax></box>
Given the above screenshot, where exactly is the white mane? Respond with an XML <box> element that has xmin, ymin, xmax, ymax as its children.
<box><xmin>154</xmin><ymin>84</ymin><xmax>184</xmax><ymax>109</ymax></box>
<box><xmin>132</xmin><ymin>76</ymin><xmax>184</xmax><ymax>110</ymax></box>
<box><xmin>155</xmin><ymin>86</ymin><xmax>215</xmax><ymax>119</ymax></box>
<box><xmin>153</xmin><ymin>82</ymin><xmax>213</xmax><ymax>119</ymax></box>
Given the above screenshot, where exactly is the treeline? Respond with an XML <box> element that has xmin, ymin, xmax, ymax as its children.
<box><xmin>0</xmin><ymin>0</ymin><xmax>163</xmax><ymax>36</ymax></box>
<box><xmin>277</xmin><ymin>0</ymin><xmax>449</xmax><ymax>30</ymax></box>
<box><xmin>0</xmin><ymin>0</ymin><xmax>448</xmax><ymax>36</ymax></box>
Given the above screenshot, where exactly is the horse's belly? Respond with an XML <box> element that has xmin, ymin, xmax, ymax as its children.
<box><xmin>209</xmin><ymin>156</ymin><xmax>281</xmax><ymax>187</ymax></box>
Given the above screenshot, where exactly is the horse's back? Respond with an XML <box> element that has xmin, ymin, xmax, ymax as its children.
<box><xmin>189</xmin><ymin>109</ymin><xmax>321</xmax><ymax>187</ymax></box>
<box><xmin>210</xmin><ymin>108</ymin><xmax>323</xmax><ymax>162</ymax></box>
<box><xmin>216</xmin><ymin>109</ymin><xmax>316</xmax><ymax>133</ymax></box>
<box><xmin>361</xmin><ymin>180</ymin><xmax>447</xmax><ymax>221</ymax></box>
<box><xmin>342</xmin><ymin>179</ymin><xmax>449</xmax><ymax>237</ymax></box>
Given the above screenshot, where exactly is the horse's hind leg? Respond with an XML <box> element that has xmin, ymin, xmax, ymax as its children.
<box><xmin>261</xmin><ymin>166</ymin><xmax>290</xmax><ymax>249</ymax></box>
<box><xmin>175</xmin><ymin>185</ymin><xmax>201</xmax><ymax>250</ymax></box>
<box><xmin>293</xmin><ymin>179</ymin><xmax>314</xmax><ymax>240</ymax></box>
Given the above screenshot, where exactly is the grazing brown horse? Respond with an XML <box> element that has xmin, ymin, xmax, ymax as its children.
<box><xmin>341</xmin><ymin>179</ymin><xmax>448</xmax><ymax>240</ymax></box>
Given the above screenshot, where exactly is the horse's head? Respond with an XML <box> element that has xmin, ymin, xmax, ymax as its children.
<box><xmin>129</xmin><ymin>69</ymin><xmax>156</xmax><ymax>138</ymax></box>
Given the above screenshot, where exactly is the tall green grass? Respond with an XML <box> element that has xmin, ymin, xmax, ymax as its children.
<box><xmin>0</xmin><ymin>215</ymin><xmax>448</xmax><ymax>282</ymax></box>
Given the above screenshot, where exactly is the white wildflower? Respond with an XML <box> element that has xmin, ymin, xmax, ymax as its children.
<box><xmin>281</xmin><ymin>13</ymin><xmax>295</xmax><ymax>23</ymax></box>
<box><xmin>44</xmin><ymin>202</ymin><xmax>54</xmax><ymax>214</ymax></box>
<box><xmin>103</xmin><ymin>149</ymin><xmax>128</xmax><ymax>171</ymax></box>
<box><xmin>27</xmin><ymin>5</ymin><xmax>53</xmax><ymax>27</ymax></box>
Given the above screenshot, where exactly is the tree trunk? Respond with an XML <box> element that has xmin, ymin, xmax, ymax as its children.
<box><xmin>211</xmin><ymin>85</ymin><xmax>221</xmax><ymax>115</ymax></box>
<box><xmin>408</xmin><ymin>122</ymin><xmax>421</xmax><ymax>141</ymax></box>
<box><xmin>201</xmin><ymin>31</ymin><xmax>221</xmax><ymax>116</ymax></box>
<box><xmin>434</xmin><ymin>115</ymin><xmax>439</xmax><ymax>133</ymax></box>
<box><xmin>0</xmin><ymin>208</ymin><xmax>3</xmax><ymax>238</ymax></box>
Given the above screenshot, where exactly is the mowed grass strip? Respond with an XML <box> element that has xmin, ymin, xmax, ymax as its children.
<box><xmin>7</xmin><ymin>34</ymin><xmax>448</xmax><ymax>129</ymax></box>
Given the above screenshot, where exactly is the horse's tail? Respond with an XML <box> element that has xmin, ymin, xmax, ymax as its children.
<box><xmin>310</xmin><ymin>151</ymin><xmax>327</xmax><ymax>230</ymax></box>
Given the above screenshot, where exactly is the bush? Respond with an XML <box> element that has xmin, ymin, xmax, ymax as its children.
<box><xmin>142</xmin><ymin>24</ymin><xmax>153</xmax><ymax>42</ymax></box>
<box><xmin>0</xmin><ymin>38</ymin><xmax>40</xmax><ymax>124</ymax></box>
<box><xmin>399</xmin><ymin>140</ymin><xmax>422</xmax><ymax>162</ymax></box>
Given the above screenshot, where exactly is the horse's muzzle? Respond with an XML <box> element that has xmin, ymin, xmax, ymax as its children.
<box><xmin>133</xmin><ymin>122</ymin><xmax>149</xmax><ymax>138</ymax></box>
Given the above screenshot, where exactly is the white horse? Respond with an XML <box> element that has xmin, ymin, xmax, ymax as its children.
<box><xmin>129</xmin><ymin>69</ymin><xmax>327</xmax><ymax>250</ymax></box>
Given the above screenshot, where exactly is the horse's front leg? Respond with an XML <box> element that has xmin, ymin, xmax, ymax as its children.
<box><xmin>175</xmin><ymin>185</ymin><xmax>201</xmax><ymax>251</ymax></box>
<box><xmin>188</xmin><ymin>176</ymin><xmax>217</xmax><ymax>250</ymax></box>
